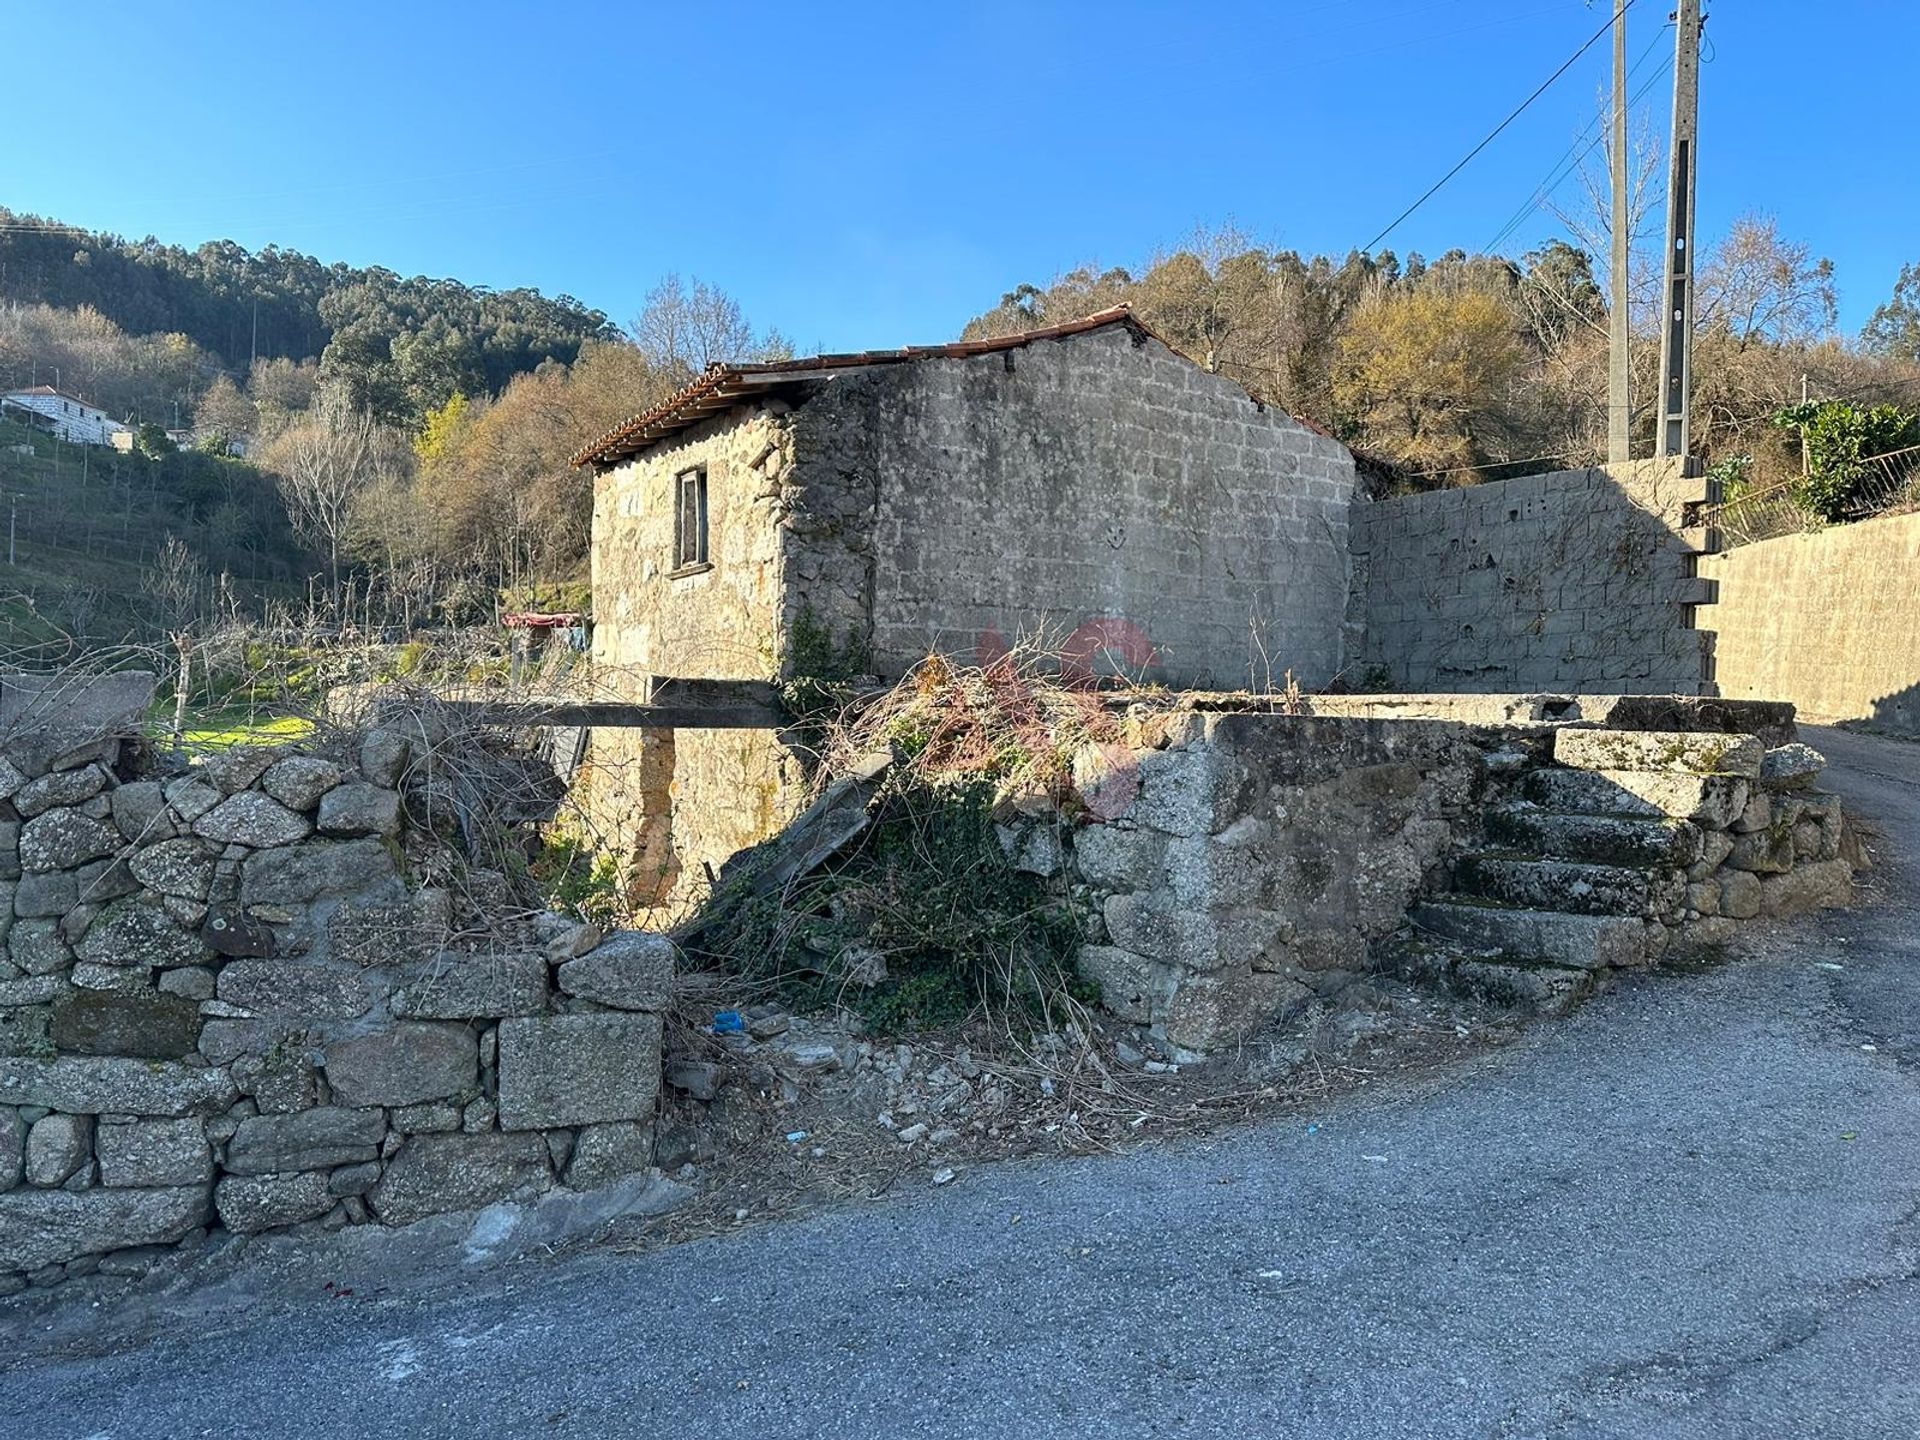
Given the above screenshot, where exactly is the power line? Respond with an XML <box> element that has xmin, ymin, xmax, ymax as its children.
<box><xmin>1482</xmin><ymin>26</ymin><xmax>1671</xmax><ymax>255</ymax></box>
<box><xmin>1359</xmin><ymin>1</ymin><xmax>1635</xmax><ymax>255</ymax></box>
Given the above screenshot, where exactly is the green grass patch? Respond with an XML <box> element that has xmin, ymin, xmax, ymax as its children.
<box><xmin>169</xmin><ymin>708</ymin><xmax>314</xmax><ymax>751</ymax></box>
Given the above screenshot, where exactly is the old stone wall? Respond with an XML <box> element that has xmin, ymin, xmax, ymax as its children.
<box><xmin>1701</xmin><ymin>509</ymin><xmax>1920</xmax><ymax>735</ymax></box>
<box><xmin>589</xmin><ymin>404</ymin><xmax>795</xmax><ymax>686</ymax></box>
<box><xmin>0</xmin><ymin>685</ymin><xmax>670</xmax><ymax>1292</ymax></box>
<box><xmin>788</xmin><ymin>323</ymin><xmax>1358</xmax><ymax>689</ymax></box>
<box><xmin>586</xmin><ymin>405</ymin><xmax>804</xmax><ymax>903</ymax></box>
<box><xmin>1027</xmin><ymin>704</ymin><xmax>1854</xmax><ymax>1057</ymax></box>
<box><xmin>1041</xmin><ymin>713</ymin><xmax>1526</xmax><ymax>1055</ymax></box>
<box><xmin>1347</xmin><ymin>460</ymin><xmax>1713</xmax><ymax>694</ymax></box>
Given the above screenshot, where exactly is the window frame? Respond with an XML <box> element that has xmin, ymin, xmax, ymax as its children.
<box><xmin>672</xmin><ymin>465</ymin><xmax>710</xmax><ymax>575</ymax></box>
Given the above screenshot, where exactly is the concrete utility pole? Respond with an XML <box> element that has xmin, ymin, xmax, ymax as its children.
<box><xmin>1607</xmin><ymin>2</ymin><xmax>1631</xmax><ymax>462</ymax></box>
<box><xmin>1654</xmin><ymin>0</ymin><xmax>1703</xmax><ymax>459</ymax></box>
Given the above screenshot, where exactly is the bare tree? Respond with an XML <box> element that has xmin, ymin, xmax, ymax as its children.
<box><xmin>1553</xmin><ymin>109</ymin><xmax>1667</xmax><ymax>330</ymax></box>
<box><xmin>259</xmin><ymin>387</ymin><xmax>407</xmax><ymax>615</ymax></box>
<box><xmin>628</xmin><ymin>275</ymin><xmax>788</xmax><ymax>380</ymax></box>
<box><xmin>1696</xmin><ymin>214</ymin><xmax>1837</xmax><ymax>350</ymax></box>
<box><xmin>145</xmin><ymin>535</ymin><xmax>208</xmax><ymax>750</ymax></box>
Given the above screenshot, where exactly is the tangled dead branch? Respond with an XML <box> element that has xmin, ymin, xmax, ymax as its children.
<box><xmin>685</xmin><ymin>646</ymin><xmax>1197</xmax><ymax>1052</ymax></box>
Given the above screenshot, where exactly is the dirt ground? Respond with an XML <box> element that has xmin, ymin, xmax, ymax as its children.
<box><xmin>613</xmin><ymin>975</ymin><xmax>1538</xmax><ymax>1252</ymax></box>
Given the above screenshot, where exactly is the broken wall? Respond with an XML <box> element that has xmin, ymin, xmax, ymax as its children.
<box><xmin>1701</xmin><ymin>509</ymin><xmax>1920</xmax><ymax>735</ymax></box>
<box><xmin>1346</xmin><ymin>460</ymin><xmax>1713</xmax><ymax>694</ymax></box>
<box><xmin>0</xmin><ymin>702</ymin><xmax>669</xmax><ymax>1291</ymax></box>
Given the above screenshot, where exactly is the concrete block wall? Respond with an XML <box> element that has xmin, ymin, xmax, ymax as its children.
<box><xmin>0</xmin><ymin>699</ymin><xmax>669</xmax><ymax>1292</ymax></box>
<box><xmin>1701</xmin><ymin>509</ymin><xmax>1920</xmax><ymax>735</ymax></box>
<box><xmin>790</xmin><ymin>324</ymin><xmax>1358</xmax><ymax>690</ymax></box>
<box><xmin>1347</xmin><ymin>459</ymin><xmax>1713</xmax><ymax>694</ymax></box>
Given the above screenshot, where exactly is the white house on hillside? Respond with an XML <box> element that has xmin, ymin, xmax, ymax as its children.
<box><xmin>0</xmin><ymin>386</ymin><xmax>130</xmax><ymax>446</ymax></box>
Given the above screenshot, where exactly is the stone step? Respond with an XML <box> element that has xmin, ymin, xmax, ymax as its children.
<box><xmin>1454</xmin><ymin>855</ymin><xmax>1684</xmax><ymax>920</ymax></box>
<box><xmin>1553</xmin><ymin>729</ymin><xmax>1764</xmax><ymax>778</ymax></box>
<box><xmin>1486</xmin><ymin>807</ymin><xmax>1704</xmax><ymax>868</ymax></box>
<box><xmin>1449</xmin><ymin>955</ymin><xmax>1595</xmax><ymax>1015</ymax></box>
<box><xmin>1524</xmin><ymin>767</ymin><xmax>1750</xmax><ymax>826</ymax></box>
<box><xmin>1384</xmin><ymin>935</ymin><xmax>1594</xmax><ymax>1017</ymax></box>
<box><xmin>1409</xmin><ymin>901</ymin><xmax>1649</xmax><ymax>969</ymax></box>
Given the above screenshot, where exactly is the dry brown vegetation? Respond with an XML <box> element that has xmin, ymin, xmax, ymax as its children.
<box><xmin>964</xmin><ymin>220</ymin><xmax>1920</xmax><ymax>490</ymax></box>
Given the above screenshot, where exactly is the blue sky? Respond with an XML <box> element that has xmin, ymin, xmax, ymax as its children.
<box><xmin>3</xmin><ymin>1</ymin><xmax>1913</xmax><ymax>352</ymax></box>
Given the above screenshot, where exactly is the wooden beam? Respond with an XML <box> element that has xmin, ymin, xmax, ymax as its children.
<box><xmin>648</xmin><ymin>677</ymin><xmax>781</xmax><ymax>709</ymax></box>
<box><xmin>434</xmin><ymin>700</ymin><xmax>783</xmax><ymax>730</ymax></box>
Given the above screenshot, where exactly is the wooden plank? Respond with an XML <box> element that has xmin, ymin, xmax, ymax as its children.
<box><xmin>647</xmin><ymin>677</ymin><xmax>782</xmax><ymax>709</ymax></box>
<box><xmin>434</xmin><ymin>700</ymin><xmax>782</xmax><ymax>730</ymax></box>
<box><xmin>737</xmin><ymin>750</ymin><xmax>892</xmax><ymax>898</ymax></box>
<box><xmin>678</xmin><ymin>751</ymin><xmax>892</xmax><ymax>944</ymax></box>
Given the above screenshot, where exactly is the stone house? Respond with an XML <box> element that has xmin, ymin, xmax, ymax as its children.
<box><xmin>575</xmin><ymin>307</ymin><xmax>1362</xmax><ymax>901</ymax></box>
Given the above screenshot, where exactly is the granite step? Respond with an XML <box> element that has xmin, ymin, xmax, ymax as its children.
<box><xmin>1553</xmin><ymin>729</ymin><xmax>1764</xmax><ymax>778</ymax></box>
<box><xmin>1486</xmin><ymin>807</ymin><xmax>1704</xmax><ymax>868</ymax></box>
<box><xmin>1409</xmin><ymin>900</ymin><xmax>1650</xmax><ymax>969</ymax></box>
<box><xmin>1453</xmin><ymin>855</ymin><xmax>1686</xmax><ymax>920</ymax></box>
<box><xmin>1524</xmin><ymin>767</ymin><xmax>1750</xmax><ymax>827</ymax></box>
<box><xmin>1385</xmin><ymin>934</ymin><xmax>1595</xmax><ymax>1016</ymax></box>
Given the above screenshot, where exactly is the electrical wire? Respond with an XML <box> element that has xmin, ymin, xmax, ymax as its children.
<box><xmin>1359</xmin><ymin>1</ymin><xmax>1635</xmax><ymax>255</ymax></box>
<box><xmin>1481</xmin><ymin>26</ymin><xmax>1671</xmax><ymax>255</ymax></box>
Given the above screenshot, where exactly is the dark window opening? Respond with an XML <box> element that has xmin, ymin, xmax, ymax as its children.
<box><xmin>675</xmin><ymin>467</ymin><xmax>709</xmax><ymax>570</ymax></box>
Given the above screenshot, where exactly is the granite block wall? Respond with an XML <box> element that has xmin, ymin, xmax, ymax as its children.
<box><xmin>0</xmin><ymin>683</ymin><xmax>669</xmax><ymax>1292</ymax></box>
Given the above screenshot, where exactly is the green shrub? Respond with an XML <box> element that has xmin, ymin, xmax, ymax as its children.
<box><xmin>532</xmin><ymin>828</ymin><xmax>623</xmax><ymax>926</ymax></box>
<box><xmin>1773</xmin><ymin>400</ymin><xmax>1920</xmax><ymax>520</ymax></box>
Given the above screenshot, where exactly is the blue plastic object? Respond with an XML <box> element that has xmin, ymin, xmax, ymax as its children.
<box><xmin>712</xmin><ymin>1009</ymin><xmax>747</xmax><ymax>1035</ymax></box>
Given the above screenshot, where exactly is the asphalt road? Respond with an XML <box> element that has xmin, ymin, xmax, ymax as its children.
<box><xmin>5</xmin><ymin>726</ymin><xmax>1918</xmax><ymax>1439</ymax></box>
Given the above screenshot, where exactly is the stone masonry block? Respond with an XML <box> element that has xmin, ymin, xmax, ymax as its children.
<box><xmin>0</xmin><ymin>1185</ymin><xmax>209</xmax><ymax>1272</ymax></box>
<box><xmin>1553</xmin><ymin>729</ymin><xmax>1763</xmax><ymax>778</ymax></box>
<box><xmin>496</xmin><ymin>1013</ymin><xmax>662</xmax><ymax>1131</ymax></box>
<box><xmin>324</xmin><ymin>1025</ymin><xmax>478</xmax><ymax>1108</ymax></box>
<box><xmin>1525</xmin><ymin>768</ymin><xmax>1749</xmax><ymax>827</ymax></box>
<box><xmin>368</xmin><ymin>1131</ymin><xmax>550</xmax><ymax>1226</ymax></box>
<box><xmin>95</xmin><ymin>1117</ymin><xmax>213</xmax><ymax>1188</ymax></box>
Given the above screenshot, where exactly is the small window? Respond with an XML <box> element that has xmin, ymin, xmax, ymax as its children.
<box><xmin>674</xmin><ymin>467</ymin><xmax>709</xmax><ymax>570</ymax></box>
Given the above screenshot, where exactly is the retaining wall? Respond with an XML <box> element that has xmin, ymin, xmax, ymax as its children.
<box><xmin>1056</xmin><ymin>713</ymin><xmax>1513</xmax><ymax>1054</ymax></box>
<box><xmin>0</xmin><ymin>680</ymin><xmax>669</xmax><ymax>1292</ymax></box>
<box><xmin>1027</xmin><ymin>702</ymin><xmax>1853</xmax><ymax>1056</ymax></box>
<box><xmin>1701</xmin><ymin>509</ymin><xmax>1920</xmax><ymax>735</ymax></box>
<box><xmin>1346</xmin><ymin>460</ymin><xmax>1713</xmax><ymax>694</ymax></box>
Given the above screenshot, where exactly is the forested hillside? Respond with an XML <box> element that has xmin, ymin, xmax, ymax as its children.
<box><xmin>0</xmin><ymin>208</ymin><xmax>617</xmax><ymax>428</ymax></box>
<box><xmin>0</xmin><ymin>231</ymin><xmax>781</xmax><ymax>648</ymax></box>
